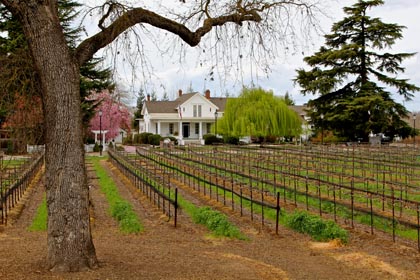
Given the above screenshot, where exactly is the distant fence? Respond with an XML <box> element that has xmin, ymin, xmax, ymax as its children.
<box><xmin>0</xmin><ymin>152</ymin><xmax>44</xmax><ymax>224</ymax></box>
<box><xmin>108</xmin><ymin>149</ymin><xmax>178</xmax><ymax>226</ymax></box>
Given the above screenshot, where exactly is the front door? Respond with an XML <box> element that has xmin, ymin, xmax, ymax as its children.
<box><xmin>182</xmin><ymin>123</ymin><xmax>190</xmax><ymax>138</ymax></box>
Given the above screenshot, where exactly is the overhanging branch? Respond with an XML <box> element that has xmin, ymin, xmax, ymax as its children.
<box><xmin>74</xmin><ymin>6</ymin><xmax>261</xmax><ymax>66</ymax></box>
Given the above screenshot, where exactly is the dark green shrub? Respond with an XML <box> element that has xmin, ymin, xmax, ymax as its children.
<box><xmin>6</xmin><ymin>141</ymin><xmax>14</xmax><ymax>154</ymax></box>
<box><xmin>123</xmin><ymin>137</ymin><xmax>132</xmax><ymax>145</ymax></box>
<box><xmin>224</xmin><ymin>136</ymin><xmax>239</xmax><ymax>145</ymax></box>
<box><xmin>93</xmin><ymin>142</ymin><xmax>100</xmax><ymax>152</ymax></box>
<box><xmin>108</xmin><ymin>141</ymin><xmax>114</xmax><ymax>149</ymax></box>
<box><xmin>139</xmin><ymin>132</ymin><xmax>153</xmax><ymax>144</ymax></box>
<box><xmin>133</xmin><ymin>133</ymin><xmax>141</xmax><ymax>144</ymax></box>
<box><xmin>85</xmin><ymin>136</ymin><xmax>95</xmax><ymax>144</ymax></box>
<box><xmin>204</xmin><ymin>134</ymin><xmax>222</xmax><ymax>145</ymax></box>
<box><xmin>265</xmin><ymin>135</ymin><xmax>277</xmax><ymax>143</ymax></box>
<box><xmin>148</xmin><ymin>134</ymin><xmax>162</xmax><ymax>146</ymax></box>
<box><xmin>123</xmin><ymin>133</ymin><xmax>133</xmax><ymax>145</ymax></box>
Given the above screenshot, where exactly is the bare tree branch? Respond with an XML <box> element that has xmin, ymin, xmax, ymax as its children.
<box><xmin>75</xmin><ymin>6</ymin><xmax>261</xmax><ymax>66</ymax></box>
<box><xmin>0</xmin><ymin>0</ymin><xmax>18</xmax><ymax>14</ymax></box>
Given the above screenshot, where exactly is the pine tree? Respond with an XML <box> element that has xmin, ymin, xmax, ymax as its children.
<box><xmin>133</xmin><ymin>89</ymin><xmax>145</xmax><ymax>129</ymax></box>
<box><xmin>161</xmin><ymin>91</ymin><xmax>169</xmax><ymax>101</ymax></box>
<box><xmin>0</xmin><ymin>1</ymin><xmax>113</xmax><ymax>146</ymax></box>
<box><xmin>283</xmin><ymin>91</ymin><xmax>295</xmax><ymax>106</ymax></box>
<box><xmin>150</xmin><ymin>91</ymin><xmax>158</xmax><ymax>101</ymax></box>
<box><xmin>295</xmin><ymin>0</ymin><xmax>419</xmax><ymax>141</ymax></box>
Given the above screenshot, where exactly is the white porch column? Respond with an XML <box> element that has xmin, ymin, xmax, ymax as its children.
<box><xmin>199</xmin><ymin>122</ymin><xmax>203</xmax><ymax>139</ymax></box>
<box><xmin>178</xmin><ymin>122</ymin><xmax>183</xmax><ymax>140</ymax></box>
<box><xmin>157</xmin><ymin>121</ymin><xmax>161</xmax><ymax>135</ymax></box>
<box><xmin>101</xmin><ymin>130</ymin><xmax>108</xmax><ymax>150</ymax></box>
<box><xmin>178</xmin><ymin>121</ymin><xmax>183</xmax><ymax>145</ymax></box>
<box><xmin>94</xmin><ymin>132</ymin><xmax>98</xmax><ymax>143</ymax></box>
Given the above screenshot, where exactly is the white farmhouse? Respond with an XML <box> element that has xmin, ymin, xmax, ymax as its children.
<box><xmin>140</xmin><ymin>89</ymin><xmax>227</xmax><ymax>144</ymax></box>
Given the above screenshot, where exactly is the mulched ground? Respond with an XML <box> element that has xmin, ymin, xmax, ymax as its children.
<box><xmin>1</xmin><ymin>157</ymin><xmax>420</xmax><ymax>279</ymax></box>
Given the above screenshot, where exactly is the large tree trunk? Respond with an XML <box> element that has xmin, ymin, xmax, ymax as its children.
<box><xmin>18</xmin><ymin>4</ymin><xmax>98</xmax><ymax>271</ymax></box>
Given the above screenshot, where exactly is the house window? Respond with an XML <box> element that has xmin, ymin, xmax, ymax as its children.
<box><xmin>195</xmin><ymin>123</ymin><xmax>199</xmax><ymax>134</ymax></box>
<box><xmin>169</xmin><ymin>123</ymin><xmax>174</xmax><ymax>134</ymax></box>
<box><xmin>155</xmin><ymin>123</ymin><xmax>158</xmax><ymax>134</ymax></box>
<box><xmin>193</xmin><ymin>105</ymin><xmax>202</xmax><ymax>117</ymax></box>
<box><xmin>206</xmin><ymin>123</ymin><xmax>211</xmax><ymax>133</ymax></box>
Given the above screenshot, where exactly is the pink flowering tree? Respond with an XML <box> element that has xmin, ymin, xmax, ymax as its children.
<box><xmin>89</xmin><ymin>90</ymin><xmax>131</xmax><ymax>142</ymax></box>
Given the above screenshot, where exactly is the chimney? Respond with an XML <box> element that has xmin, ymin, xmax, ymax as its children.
<box><xmin>147</xmin><ymin>94</ymin><xmax>150</xmax><ymax>101</ymax></box>
<box><xmin>178</xmin><ymin>89</ymin><xmax>183</xmax><ymax>97</ymax></box>
<box><xmin>205</xmin><ymin>89</ymin><xmax>210</xmax><ymax>99</ymax></box>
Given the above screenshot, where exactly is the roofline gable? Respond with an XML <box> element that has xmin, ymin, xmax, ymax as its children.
<box><xmin>177</xmin><ymin>92</ymin><xmax>220</xmax><ymax>110</ymax></box>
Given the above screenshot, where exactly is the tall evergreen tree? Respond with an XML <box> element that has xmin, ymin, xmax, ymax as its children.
<box><xmin>283</xmin><ymin>91</ymin><xmax>295</xmax><ymax>106</ymax></box>
<box><xmin>0</xmin><ymin>0</ymin><xmax>113</xmax><ymax>147</ymax></box>
<box><xmin>133</xmin><ymin>89</ymin><xmax>145</xmax><ymax>130</ymax></box>
<box><xmin>161</xmin><ymin>91</ymin><xmax>169</xmax><ymax>101</ymax></box>
<box><xmin>295</xmin><ymin>0</ymin><xmax>419</xmax><ymax>141</ymax></box>
<box><xmin>150</xmin><ymin>91</ymin><xmax>158</xmax><ymax>101</ymax></box>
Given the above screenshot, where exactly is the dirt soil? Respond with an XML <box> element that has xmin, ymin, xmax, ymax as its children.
<box><xmin>1</xmin><ymin>158</ymin><xmax>420</xmax><ymax>280</ymax></box>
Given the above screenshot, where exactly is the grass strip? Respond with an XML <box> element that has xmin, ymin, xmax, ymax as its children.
<box><xmin>28</xmin><ymin>195</ymin><xmax>47</xmax><ymax>231</ymax></box>
<box><xmin>89</xmin><ymin>156</ymin><xmax>143</xmax><ymax>234</ymax></box>
<box><xmin>178</xmin><ymin>195</ymin><xmax>247</xmax><ymax>240</ymax></box>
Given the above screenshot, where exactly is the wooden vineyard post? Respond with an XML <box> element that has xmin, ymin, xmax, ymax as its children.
<box><xmin>417</xmin><ymin>204</ymin><xmax>420</xmax><ymax>252</ymax></box>
<box><xmin>174</xmin><ymin>188</ymin><xmax>178</xmax><ymax>228</ymax></box>
<box><xmin>240</xmin><ymin>187</ymin><xmax>243</xmax><ymax>217</ymax></box>
<box><xmin>231</xmin><ymin>177</ymin><xmax>234</xmax><ymax>211</ymax></box>
<box><xmin>333</xmin><ymin>185</ymin><xmax>337</xmax><ymax>222</ymax></box>
<box><xmin>276</xmin><ymin>192</ymin><xmax>280</xmax><ymax>235</ymax></box>
<box><xmin>305</xmin><ymin>176</ymin><xmax>309</xmax><ymax>211</ymax></box>
<box><xmin>392</xmin><ymin>186</ymin><xmax>396</xmax><ymax>242</ymax></box>
<box><xmin>370</xmin><ymin>193</ymin><xmax>374</xmax><ymax>235</ymax></box>
<box><xmin>250</xmin><ymin>181</ymin><xmax>253</xmax><ymax>221</ymax></box>
<box><xmin>318</xmin><ymin>175</ymin><xmax>322</xmax><ymax>217</ymax></box>
<box><xmin>261</xmin><ymin>188</ymin><xmax>264</xmax><ymax>227</ymax></box>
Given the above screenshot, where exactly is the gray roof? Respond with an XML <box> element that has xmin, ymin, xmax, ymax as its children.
<box><xmin>209</xmin><ymin>97</ymin><xmax>229</xmax><ymax>112</ymax></box>
<box><xmin>144</xmin><ymin>101</ymin><xmax>178</xmax><ymax>114</ymax></box>
<box><xmin>144</xmin><ymin>93</ymin><xmax>228</xmax><ymax>114</ymax></box>
<box><xmin>289</xmin><ymin>105</ymin><xmax>308</xmax><ymax>117</ymax></box>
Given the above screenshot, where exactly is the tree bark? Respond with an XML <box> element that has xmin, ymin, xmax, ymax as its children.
<box><xmin>16</xmin><ymin>3</ymin><xmax>97</xmax><ymax>271</ymax></box>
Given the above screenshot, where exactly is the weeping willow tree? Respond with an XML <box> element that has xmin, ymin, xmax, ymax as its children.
<box><xmin>217</xmin><ymin>88</ymin><xmax>302</xmax><ymax>140</ymax></box>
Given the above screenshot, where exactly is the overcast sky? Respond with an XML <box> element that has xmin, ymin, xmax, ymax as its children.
<box><xmin>95</xmin><ymin>1</ymin><xmax>420</xmax><ymax>111</ymax></box>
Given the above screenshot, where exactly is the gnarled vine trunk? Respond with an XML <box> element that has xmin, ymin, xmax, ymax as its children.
<box><xmin>17</xmin><ymin>3</ymin><xmax>97</xmax><ymax>271</ymax></box>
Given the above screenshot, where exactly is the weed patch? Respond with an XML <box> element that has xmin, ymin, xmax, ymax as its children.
<box><xmin>192</xmin><ymin>207</ymin><xmax>247</xmax><ymax>239</ymax></box>
<box><xmin>286</xmin><ymin>210</ymin><xmax>348</xmax><ymax>243</ymax></box>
